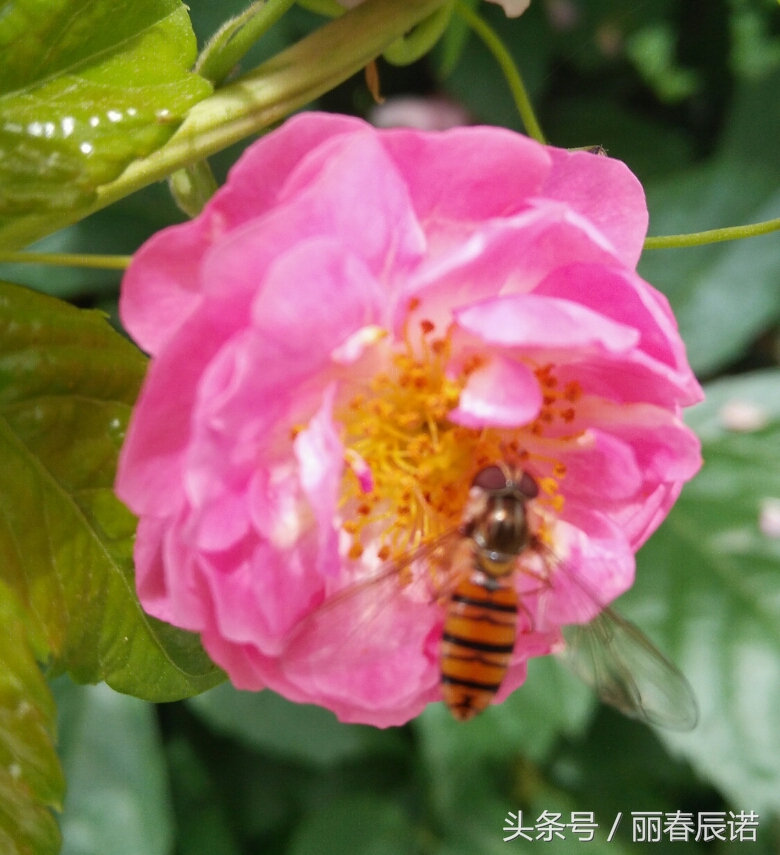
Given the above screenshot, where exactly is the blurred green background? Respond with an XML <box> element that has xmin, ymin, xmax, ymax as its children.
<box><xmin>4</xmin><ymin>0</ymin><xmax>780</xmax><ymax>851</ymax></box>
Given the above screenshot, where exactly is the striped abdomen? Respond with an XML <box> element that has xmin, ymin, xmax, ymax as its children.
<box><xmin>440</xmin><ymin>570</ymin><xmax>518</xmax><ymax>721</ymax></box>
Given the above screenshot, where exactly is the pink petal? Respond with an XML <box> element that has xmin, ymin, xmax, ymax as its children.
<box><xmin>569</xmin><ymin>398</ymin><xmax>703</xmax><ymax>483</ymax></box>
<box><xmin>535</xmin><ymin>262</ymin><xmax>701</xmax><ymax>383</ymax></box>
<box><xmin>282</xmin><ymin>591</ymin><xmax>438</xmax><ymax>717</ymax></box>
<box><xmin>554</xmin><ymin>351</ymin><xmax>703</xmax><ymax>408</ymax></box>
<box><xmin>120</xmin><ymin>219</ymin><xmax>211</xmax><ymax>356</ymax></box>
<box><xmin>184</xmin><ymin>489</ymin><xmax>251</xmax><ymax>553</ymax></box>
<box><xmin>198</xmin><ymin>147</ymin><xmax>424</xmax><ymax>330</ymax></box>
<box><xmin>294</xmin><ymin>385</ymin><xmax>344</xmax><ymax>577</ymax></box>
<box><xmin>344</xmin><ymin>449</ymin><xmax>374</xmax><ymax>493</ymax></box>
<box><xmin>448</xmin><ymin>355</ymin><xmax>542</xmax><ymax>427</ymax></box>
<box><xmin>133</xmin><ymin>516</ymin><xmax>174</xmax><ymax>623</ymax></box>
<box><xmin>116</xmin><ymin>305</ymin><xmax>239</xmax><ymax>517</ymax></box>
<box><xmin>202</xmin><ymin>536</ymin><xmax>323</xmax><ymax>654</ymax></box>
<box><xmin>526</xmin><ymin>509</ymin><xmax>635</xmax><ymax>628</ymax></box>
<box><xmin>184</xmin><ymin>240</ymin><xmax>386</xmax><ymax>509</ymax></box>
<box><xmin>216</xmin><ymin>112</ymin><xmax>367</xmax><ymax>225</ymax></box>
<box><xmin>120</xmin><ymin>112</ymin><xmax>368</xmax><ymax>354</ymax></box>
<box><xmin>199</xmin><ymin>632</ymin><xmax>268</xmax><ymax>692</ymax></box>
<box><xmin>382</xmin><ymin>124</ymin><xmax>551</xmax><ymax>225</ymax></box>
<box><xmin>247</xmin><ymin>465</ymin><xmax>306</xmax><ymax>548</ymax></box>
<box><xmin>541</xmin><ymin>146</ymin><xmax>648</xmax><ymax>268</ymax></box>
<box><xmin>454</xmin><ymin>293</ymin><xmax>640</xmax><ymax>354</ymax></box>
<box><xmin>553</xmin><ymin>429</ymin><xmax>644</xmax><ymax>503</ymax></box>
<box><xmin>183</xmin><ymin>331</ymin><xmax>302</xmax><ymax>510</ymax></box>
<box><xmin>251</xmin><ymin>239</ymin><xmax>387</xmax><ymax>362</ymax></box>
<box><xmin>396</xmin><ymin>200</ymin><xmax>622</xmax><ymax>333</ymax></box>
<box><xmin>614</xmin><ymin>481</ymin><xmax>683</xmax><ymax>549</ymax></box>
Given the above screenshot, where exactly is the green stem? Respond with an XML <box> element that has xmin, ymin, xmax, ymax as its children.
<box><xmin>196</xmin><ymin>0</ymin><xmax>298</xmax><ymax>86</ymax></box>
<box><xmin>0</xmin><ymin>252</ymin><xmax>132</xmax><ymax>270</ymax></box>
<box><xmin>0</xmin><ymin>0</ymin><xmax>448</xmax><ymax>252</ymax></box>
<box><xmin>453</xmin><ymin>0</ymin><xmax>546</xmax><ymax>143</ymax></box>
<box><xmin>643</xmin><ymin>216</ymin><xmax>780</xmax><ymax>249</ymax></box>
<box><xmin>382</xmin><ymin>1</ymin><xmax>454</xmax><ymax>66</ymax></box>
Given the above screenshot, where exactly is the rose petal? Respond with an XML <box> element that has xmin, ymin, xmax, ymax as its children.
<box><xmin>294</xmin><ymin>385</ymin><xmax>344</xmax><ymax>577</ymax></box>
<box><xmin>448</xmin><ymin>355</ymin><xmax>542</xmax><ymax>427</ymax></box>
<box><xmin>121</xmin><ymin>112</ymin><xmax>369</xmax><ymax>354</ymax></box>
<box><xmin>541</xmin><ymin>146</ymin><xmax>648</xmax><ymax>268</ymax></box>
<box><xmin>382</xmin><ymin>123</ymin><xmax>550</xmax><ymax>226</ymax></box>
<box><xmin>454</xmin><ymin>293</ymin><xmax>640</xmax><ymax>354</ymax></box>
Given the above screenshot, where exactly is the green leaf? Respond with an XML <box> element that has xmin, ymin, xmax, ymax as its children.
<box><xmin>0</xmin><ymin>581</ymin><xmax>64</xmax><ymax>855</ymax></box>
<box><xmin>436</xmin><ymin>0</ymin><xmax>478</xmax><ymax>78</ymax></box>
<box><xmin>287</xmin><ymin>794</ymin><xmax>421</xmax><ymax>855</ymax></box>
<box><xmin>542</xmin><ymin>708</ymin><xmax>705</xmax><ymax>854</ymax></box>
<box><xmin>0</xmin><ymin>184</ymin><xmax>183</xmax><ymax>302</ymax></box>
<box><xmin>188</xmin><ymin>684</ymin><xmax>401</xmax><ymax>766</ymax></box>
<box><xmin>618</xmin><ymin>369</ymin><xmax>780</xmax><ymax>813</ymax></box>
<box><xmin>0</xmin><ymin>0</ymin><xmax>212</xmax><ymax>217</ymax></box>
<box><xmin>639</xmin><ymin>72</ymin><xmax>780</xmax><ymax>376</ymax></box>
<box><xmin>52</xmin><ymin>678</ymin><xmax>172</xmax><ymax>855</ymax></box>
<box><xmin>165</xmin><ymin>735</ymin><xmax>243</xmax><ymax>855</ymax></box>
<box><xmin>0</xmin><ymin>281</ymin><xmax>224</xmax><ymax>699</ymax></box>
<box><xmin>0</xmin><ymin>0</ymin><xmax>446</xmax><ymax>250</ymax></box>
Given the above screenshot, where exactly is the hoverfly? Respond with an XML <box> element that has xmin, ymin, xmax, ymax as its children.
<box><xmin>283</xmin><ymin>464</ymin><xmax>698</xmax><ymax>729</ymax></box>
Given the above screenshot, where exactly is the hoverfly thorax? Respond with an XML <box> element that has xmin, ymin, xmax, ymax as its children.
<box><xmin>465</xmin><ymin>464</ymin><xmax>539</xmax><ymax>576</ymax></box>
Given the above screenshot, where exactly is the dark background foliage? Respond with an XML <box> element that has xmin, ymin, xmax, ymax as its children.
<box><xmin>3</xmin><ymin>0</ymin><xmax>780</xmax><ymax>852</ymax></box>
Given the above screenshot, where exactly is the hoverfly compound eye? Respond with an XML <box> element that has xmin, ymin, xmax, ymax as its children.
<box><xmin>471</xmin><ymin>465</ymin><xmax>509</xmax><ymax>492</ymax></box>
<box><xmin>518</xmin><ymin>471</ymin><xmax>539</xmax><ymax>499</ymax></box>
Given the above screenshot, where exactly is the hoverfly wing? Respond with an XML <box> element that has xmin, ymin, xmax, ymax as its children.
<box><xmin>559</xmin><ymin>609</ymin><xmax>698</xmax><ymax>731</ymax></box>
<box><xmin>530</xmin><ymin>539</ymin><xmax>698</xmax><ymax>731</ymax></box>
<box><xmin>282</xmin><ymin>528</ymin><xmax>463</xmax><ymax>682</ymax></box>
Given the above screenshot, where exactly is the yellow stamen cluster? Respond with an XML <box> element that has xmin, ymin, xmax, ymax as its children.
<box><xmin>336</xmin><ymin>322</ymin><xmax>582</xmax><ymax>561</ymax></box>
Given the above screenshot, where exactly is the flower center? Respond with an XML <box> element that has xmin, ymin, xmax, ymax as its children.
<box><xmin>337</xmin><ymin>318</ymin><xmax>583</xmax><ymax>563</ymax></box>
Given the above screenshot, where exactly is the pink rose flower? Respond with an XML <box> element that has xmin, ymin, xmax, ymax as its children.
<box><xmin>116</xmin><ymin>112</ymin><xmax>702</xmax><ymax>726</ymax></box>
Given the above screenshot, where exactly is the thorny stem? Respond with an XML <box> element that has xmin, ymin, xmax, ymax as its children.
<box><xmin>453</xmin><ymin>0</ymin><xmax>546</xmax><ymax>144</ymax></box>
